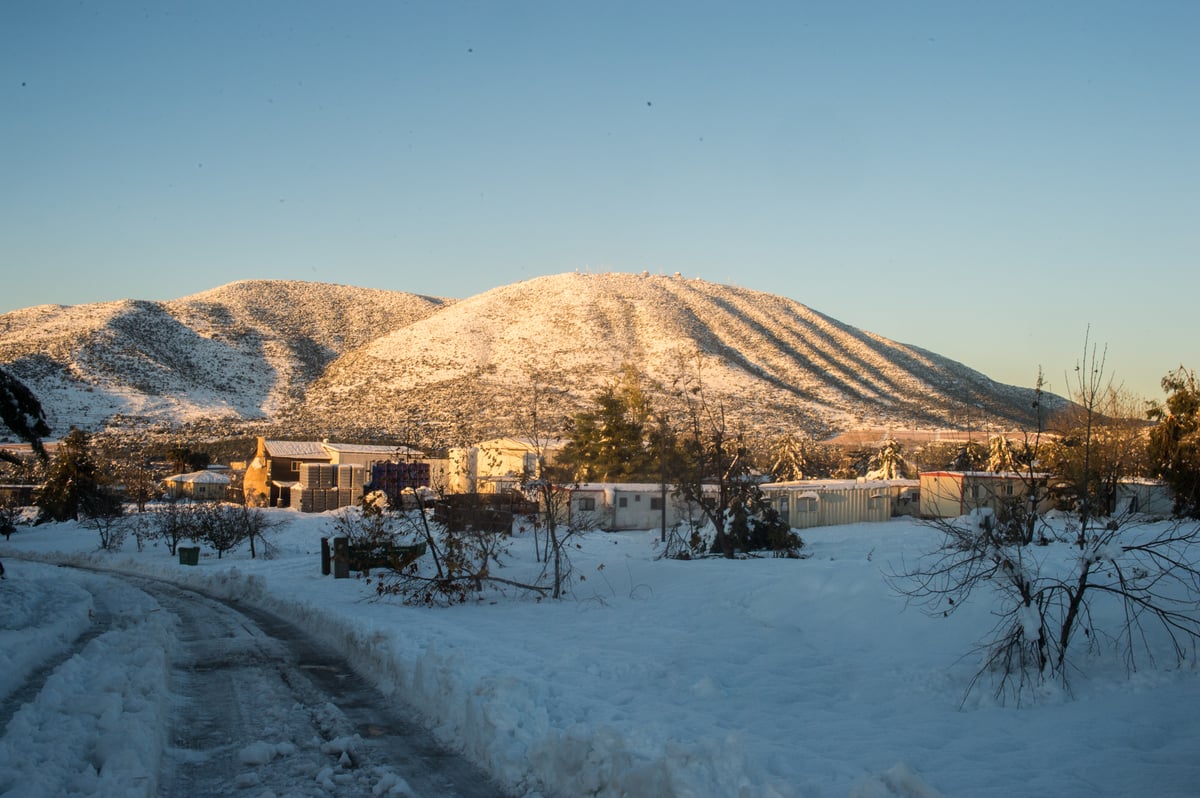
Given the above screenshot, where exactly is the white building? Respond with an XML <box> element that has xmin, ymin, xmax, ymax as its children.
<box><xmin>760</xmin><ymin>479</ymin><xmax>920</xmax><ymax>529</ymax></box>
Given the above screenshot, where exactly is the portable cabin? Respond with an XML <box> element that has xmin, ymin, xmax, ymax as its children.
<box><xmin>760</xmin><ymin>479</ymin><xmax>918</xmax><ymax>529</ymax></box>
<box><xmin>918</xmin><ymin>471</ymin><xmax>1044</xmax><ymax>519</ymax></box>
<box><xmin>566</xmin><ymin>483</ymin><xmax>693</xmax><ymax>532</ymax></box>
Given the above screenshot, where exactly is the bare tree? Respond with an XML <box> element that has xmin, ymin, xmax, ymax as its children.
<box><xmin>892</xmin><ymin>349</ymin><xmax>1200</xmax><ymax>704</ymax></box>
<box><xmin>512</xmin><ymin>369</ymin><xmax>584</xmax><ymax>598</ymax></box>
<box><xmin>666</xmin><ymin>352</ymin><xmax>799</xmax><ymax>559</ymax></box>
<box><xmin>148</xmin><ymin>499</ymin><xmax>198</xmax><ymax>556</ymax></box>
<box><xmin>81</xmin><ymin>504</ymin><xmax>127</xmax><ymax>551</ymax></box>
<box><xmin>370</xmin><ymin>501</ymin><xmax>549</xmax><ymax>606</ymax></box>
<box><xmin>1048</xmin><ymin>344</ymin><xmax>1150</xmax><ymax>522</ymax></box>
<box><xmin>237</xmin><ymin>504</ymin><xmax>286</xmax><ymax>559</ymax></box>
<box><xmin>192</xmin><ymin>503</ymin><xmax>244</xmax><ymax>559</ymax></box>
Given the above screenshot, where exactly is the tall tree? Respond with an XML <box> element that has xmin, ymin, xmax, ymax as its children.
<box><xmin>1048</xmin><ymin>350</ymin><xmax>1148</xmax><ymax>519</ymax></box>
<box><xmin>1147</xmin><ymin>366</ymin><xmax>1200</xmax><ymax>517</ymax></box>
<box><xmin>36</xmin><ymin>428</ymin><xmax>121</xmax><ymax>523</ymax></box>
<box><xmin>512</xmin><ymin>368</ymin><xmax>582</xmax><ymax>599</ymax></box>
<box><xmin>667</xmin><ymin>352</ymin><xmax>799</xmax><ymax>558</ymax></box>
<box><xmin>558</xmin><ymin>366</ymin><xmax>656</xmax><ymax>483</ymax></box>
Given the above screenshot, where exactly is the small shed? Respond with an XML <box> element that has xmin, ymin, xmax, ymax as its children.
<box><xmin>162</xmin><ymin>470</ymin><xmax>231</xmax><ymax>501</ymax></box>
<box><xmin>1113</xmin><ymin>479</ymin><xmax>1174</xmax><ymax>517</ymax></box>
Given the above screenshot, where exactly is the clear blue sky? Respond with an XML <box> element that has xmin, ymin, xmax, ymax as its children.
<box><xmin>3</xmin><ymin>1</ymin><xmax>1197</xmax><ymax>401</ymax></box>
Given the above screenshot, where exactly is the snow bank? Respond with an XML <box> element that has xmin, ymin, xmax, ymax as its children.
<box><xmin>0</xmin><ymin>563</ymin><xmax>176</xmax><ymax>797</ymax></box>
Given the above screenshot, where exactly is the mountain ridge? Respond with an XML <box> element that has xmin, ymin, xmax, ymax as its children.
<box><xmin>0</xmin><ymin>274</ymin><xmax>1052</xmax><ymax>443</ymax></box>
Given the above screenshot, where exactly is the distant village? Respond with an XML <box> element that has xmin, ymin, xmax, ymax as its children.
<box><xmin>4</xmin><ymin>428</ymin><xmax>1173</xmax><ymax>538</ymax></box>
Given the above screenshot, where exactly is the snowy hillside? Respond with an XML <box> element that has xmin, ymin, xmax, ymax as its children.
<box><xmin>0</xmin><ymin>281</ymin><xmax>448</xmax><ymax>433</ymax></box>
<box><xmin>0</xmin><ymin>273</ymin><xmax>1050</xmax><ymax>439</ymax></box>
<box><xmin>298</xmin><ymin>273</ymin><xmax>1048</xmax><ymax>442</ymax></box>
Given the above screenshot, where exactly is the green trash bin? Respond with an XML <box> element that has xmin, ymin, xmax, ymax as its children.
<box><xmin>179</xmin><ymin>546</ymin><xmax>200</xmax><ymax>566</ymax></box>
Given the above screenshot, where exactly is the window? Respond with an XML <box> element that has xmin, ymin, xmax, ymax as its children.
<box><xmin>798</xmin><ymin>498</ymin><xmax>817</xmax><ymax>513</ymax></box>
<box><xmin>578</xmin><ymin>497</ymin><xmax>596</xmax><ymax>511</ymax></box>
<box><xmin>1004</xmin><ymin>482</ymin><xmax>1015</xmax><ymax>495</ymax></box>
<box><xmin>290</xmin><ymin>461</ymin><xmax>300</xmax><ymax>473</ymax></box>
<box><xmin>650</xmin><ymin>497</ymin><xmax>663</xmax><ymax>510</ymax></box>
<box><xmin>618</xmin><ymin>497</ymin><xmax>628</xmax><ymax>508</ymax></box>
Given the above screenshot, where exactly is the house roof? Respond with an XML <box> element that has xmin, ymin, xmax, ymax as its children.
<box><xmin>474</xmin><ymin>436</ymin><xmax>569</xmax><ymax>452</ymax></box>
<box><xmin>919</xmin><ymin>471</ymin><xmax>1047</xmax><ymax>480</ymax></box>
<box><xmin>573</xmin><ymin>483</ymin><xmax>670</xmax><ymax>492</ymax></box>
<box><xmin>263</xmin><ymin>440</ymin><xmax>331</xmax><ymax>459</ymax></box>
<box><xmin>763</xmin><ymin>478</ymin><xmax>920</xmax><ymax>490</ymax></box>
<box><xmin>263</xmin><ymin>440</ymin><xmax>421</xmax><ymax>459</ymax></box>
<box><xmin>322</xmin><ymin>442</ymin><xmax>418</xmax><ymax>456</ymax></box>
<box><xmin>163</xmin><ymin>470</ymin><xmax>231</xmax><ymax>485</ymax></box>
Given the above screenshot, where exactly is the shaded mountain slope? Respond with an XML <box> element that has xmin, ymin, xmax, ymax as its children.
<box><xmin>0</xmin><ymin>280</ymin><xmax>448</xmax><ymax>432</ymax></box>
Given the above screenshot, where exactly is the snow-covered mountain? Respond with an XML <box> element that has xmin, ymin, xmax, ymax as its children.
<box><xmin>0</xmin><ymin>273</ymin><xmax>1051</xmax><ymax>441</ymax></box>
<box><xmin>0</xmin><ymin>280</ymin><xmax>448</xmax><ymax>433</ymax></box>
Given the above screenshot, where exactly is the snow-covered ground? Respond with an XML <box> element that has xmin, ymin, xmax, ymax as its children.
<box><xmin>3</xmin><ymin>510</ymin><xmax>1199</xmax><ymax>797</ymax></box>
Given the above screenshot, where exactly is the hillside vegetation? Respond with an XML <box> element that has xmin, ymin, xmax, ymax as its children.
<box><xmin>0</xmin><ymin>273</ymin><xmax>1048</xmax><ymax>442</ymax></box>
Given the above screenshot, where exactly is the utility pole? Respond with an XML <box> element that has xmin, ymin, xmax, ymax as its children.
<box><xmin>658</xmin><ymin>412</ymin><xmax>668</xmax><ymax>543</ymax></box>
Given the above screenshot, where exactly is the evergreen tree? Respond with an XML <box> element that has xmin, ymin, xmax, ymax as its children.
<box><xmin>164</xmin><ymin>445</ymin><xmax>212</xmax><ymax>474</ymax></box>
<box><xmin>1147</xmin><ymin>366</ymin><xmax>1200</xmax><ymax>517</ymax></box>
<box><xmin>952</xmin><ymin>441</ymin><xmax>988</xmax><ymax>471</ymax></box>
<box><xmin>0</xmin><ymin>367</ymin><xmax>50</xmax><ymax>461</ymax></box>
<box><xmin>36</xmin><ymin>428</ymin><xmax>121</xmax><ymax>523</ymax></box>
<box><xmin>558</xmin><ymin>367</ymin><xmax>657</xmax><ymax>482</ymax></box>
<box><xmin>768</xmin><ymin>432</ymin><xmax>809</xmax><ymax>481</ymax></box>
<box><xmin>986</xmin><ymin>435</ymin><xmax>1018</xmax><ymax>473</ymax></box>
<box><xmin>866</xmin><ymin>438</ymin><xmax>912</xmax><ymax>480</ymax></box>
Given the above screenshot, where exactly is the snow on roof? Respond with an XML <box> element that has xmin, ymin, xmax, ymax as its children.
<box><xmin>263</xmin><ymin>440</ymin><xmax>331</xmax><ymax>459</ymax></box>
<box><xmin>264</xmin><ymin>439</ymin><xmax>421</xmax><ymax>459</ymax></box>
<box><xmin>475</xmin><ymin>436</ymin><xmax>569</xmax><ymax>451</ymax></box>
<box><xmin>321</xmin><ymin>442</ymin><xmax>416</xmax><ymax>455</ymax></box>
<box><xmin>763</xmin><ymin>478</ymin><xmax>919</xmax><ymax>490</ymax></box>
<box><xmin>919</xmin><ymin>471</ymin><xmax>1048</xmax><ymax>480</ymax></box>
<box><xmin>572</xmin><ymin>483</ymin><xmax>671</xmax><ymax>492</ymax></box>
<box><xmin>163</xmin><ymin>470</ymin><xmax>230</xmax><ymax>485</ymax></box>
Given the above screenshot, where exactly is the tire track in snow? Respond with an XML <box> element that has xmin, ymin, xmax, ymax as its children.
<box><xmin>132</xmin><ymin>577</ymin><xmax>510</xmax><ymax>798</ymax></box>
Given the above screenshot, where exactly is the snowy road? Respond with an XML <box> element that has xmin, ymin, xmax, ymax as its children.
<box><xmin>0</xmin><ymin>563</ymin><xmax>509</xmax><ymax>798</ymax></box>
